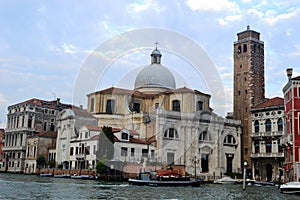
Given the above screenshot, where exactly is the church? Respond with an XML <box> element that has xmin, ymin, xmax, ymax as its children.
<box><xmin>87</xmin><ymin>47</ymin><xmax>242</xmax><ymax>176</ymax></box>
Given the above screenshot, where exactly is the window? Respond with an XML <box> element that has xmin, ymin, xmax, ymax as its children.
<box><xmin>43</xmin><ymin>122</ymin><xmax>47</xmax><ymax>131</ymax></box>
<box><xmin>253</xmin><ymin>43</ymin><xmax>256</xmax><ymax>53</ymax></box>
<box><xmin>151</xmin><ymin>150</ymin><xmax>155</xmax><ymax>159</ymax></box>
<box><xmin>172</xmin><ymin>100</ymin><xmax>180</xmax><ymax>112</ymax></box>
<box><xmin>199</xmin><ymin>130</ymin><xmax>211</xmax><ymax>141</ymax></box>
<box><xmin>106</xmin><ymin>99</ymin><xmax>115</xmax><ymax>114</ymax></box>
<box><xmin>131</xmin><ymin>148</ymin><xmax>135</xmax><ymax>157</ymax></box>
<box><xmin>238</xmin><ymin>46</ymin><xmax>241</xmax><ymax>54</ymax></box>
<box><xmin>164</xmin><ymin>128</ymin><xmax>178</xmax><ymax>139</ymax></box>
<box><xmin>70</xmin><ymin>147</ymin><xmax>74</xmax><ymax>156</ymax></box>
<box><xmin>265</xmin><ymin>119</ymin><xmax>272</xmax><ymax>132</ymax></box>
<box><xmin>254</xmin><ymin>140</ymin><xmax>259</xmax><ymax>153</ymax></box>
<box><xmin>85</xmin><ymin>146</ymin><xmax>90</xmax><ymax>155</ymax></box>
<box><xmin>133</xmin><ymin>103</ymin><xmax>140</xmax><ymax>113</ymax></box>
<box><xmin>197</xmin><ymin>101</ymin><xmax>203</xmax><ymax>111</ymax></box>
<box><xmin>142</xmin><ymin>149</ymin><xmax>148</xmax><ymax>158</ymax></box>
<box><xmin>121</xmin><ymin>147</ymin><xmax>128</xmax><ymax>157</ymax></box>
<box><xmin>121</xmin><ymin>132</ymin><xmax>129</xmax><ymax>140</ymax></box>
<box><xmin>90</xmin><ymin>98</ymin><xmax>94</xmax><ymax>112</ymax></box>
<box><xmin>254</xmin><ymin>120</ymin><xmax>259</xmax><ymax>133</ymax></box>
<box><xmin>224</xmin><ymin>135</ymin><xmax>236</xmax><ymax>145</ymax></box>
<box><xmin>28</xmin><ymin>116</ymin><xmax>32</xmax><ymax>128</ymax></box>
<box><xmin>277</xmin><ymin>118</ymin><xmax>283</xmax><ymax>132</ymax></box>
<box><xmin>50</xmin><ymin>123</ymin><xmax>55</xmax><ymax>131</ymax></box>
<box><xmin>240</xmin><ymin>64</ymin><xmax>242</xmax><ymax>69</ymax></box>
<box><xmin>266</xmin><ymin>138</ymin><xmax>272</xmax><ymax>153</ymax></box>
<box><xmin>298</xmin><ymin>87</ymin><xmax>300</xmax><ymax>97</ymax></box>
<box><xmin>243</xmin><ymin>44</ymin><xmax>247</xmax><ymax>52</ymax></box>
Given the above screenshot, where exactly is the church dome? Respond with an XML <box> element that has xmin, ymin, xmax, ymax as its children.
<box><xmin>134</xmin><ymin>47</ymin><xmax>176</xmax><ymax>93</ymax></box>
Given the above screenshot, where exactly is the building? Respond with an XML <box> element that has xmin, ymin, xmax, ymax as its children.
<box><xmin>56</xmin><ymin>107</ymin><xmax>98</xmax><ymax>169</ymax></box>
<box><xmin>250</xmin><ymin>97</ymin><xmax>284</xmax><ymax>181</ymax></box>
<box><xmin>282</xmin><ymin>68</ymin><xmax>300</xmax><ymax>182</ymax></box>
<box><xmin>69</xmin><ymin>125</ymin><xmax>101</xmax><ymax>170</ymax></box>
<box><xmin>87</xmin><ymin>47</ymin><xmax>242</xmax><ymax>176</ymax></box>
<box><xmin>24</xmin><ymin>131</ymin><xmax>57</xmax><ymax>174</ymax></box>
<box><xmin>1</xmin><ymin>98</ymin><xmax>71</xmax><ymax>173</ymax></box>
<box><xmin>233</xmin><ymin>25</ymin><xmax>265</xmax><ymax>168</ymax></box>
<box><xmin>0</xmin><ymin>129</ymin><xmax>5</xmax><ymax>169</ymax></box>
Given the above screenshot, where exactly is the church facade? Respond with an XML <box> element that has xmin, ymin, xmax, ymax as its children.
<box><xmin>87</xmin><ymin>47</ymin><xmax>242</xmax><ymax>176</ymax></box>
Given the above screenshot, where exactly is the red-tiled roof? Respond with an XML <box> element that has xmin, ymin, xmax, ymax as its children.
<box><xmin>95</xmin><ymin>87</ymin><xmax>133</xmax><ymax>95</ymax></box>
<box><xmin>91</xmin><ymin>135</ymin><xmax>100</xmax><ymax>140</ymax></box>
<box><xmin>252</xmin><ymin>97</ymin><xmax>284</xmax><ymax>109</ymax></box>
<box><xmin>85</xmin><ymin>125</ymin><xmax>102</xmax><ymax>131</ymax></box>
<box><xmin>32</xmin><ymin>131</ymin><xmax>57</xmax><ymax>138</ymax></box>
<box><xmin>9</xmin><ymin>98</ymin><xmax>72</xmax><ymax>109</ymax></box>
<box><xmin>292</xmin><ymin>76</ymin><xmax>300</xmax><ymax>81</ymax></box>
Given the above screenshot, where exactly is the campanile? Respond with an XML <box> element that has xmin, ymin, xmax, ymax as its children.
<box><xmin>233</xmin><ymin>25</ymin><xmax>265</xmax><ymax>167</ymax></box>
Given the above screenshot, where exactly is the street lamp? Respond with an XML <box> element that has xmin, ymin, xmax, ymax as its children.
<box><xmin>192</xmin><ymin>156</ymin><xmax>199</xmax><ymax>178</ymax></box>
<box><xmin>243</xmin><ymin>161</ymin><xmax>248</xmax><ymax>190</ymax></box>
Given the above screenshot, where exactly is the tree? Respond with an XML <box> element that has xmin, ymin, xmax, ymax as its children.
<box><xmin>36</xmin><ymin>155</ymin><xmax>47</xmax><ymax>167</ymax></box>
<box><xmin>96</xmin><ymin>159</ymin><xmax>107</xmax><ymax>175</ymax></box>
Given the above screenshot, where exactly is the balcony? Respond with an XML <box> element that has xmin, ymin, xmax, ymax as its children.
<box><xmin>251</xmin><ymin>131</ymin><xmax>283</xmax><ymax>138</ymax></box>
<box><xmin>251</xmin><ymin>152</ymin><xmax>284</xmax><ymax>158</ymax></box>
<box><xmin>2</xmin><ymin>146</ymin><xmax>26</xmax><ymax>151</ymax></box>
<box><xmin>75</xmin><ymin>153</ymin><xmax>85</xmax><ymax>160</ymax></box>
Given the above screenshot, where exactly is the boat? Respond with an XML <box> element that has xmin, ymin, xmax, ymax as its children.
<box><xmin>40</xmin><ymin>173</ymin><xmax>53</xmax><ymax>177</ymax></box>
<box><xmin>213</xmin><ymin>176</ymin><xmax>239</xmax><ymax>184</ymax></box>
<box><xmin>279</xmin><ymin>182</ymin><xmax>300</xmax><ymax>194</ymax></box>
<box><xmin>128</xmin><ymin>172</ymin><xmax>202</xmax><ymax>187</ymax></box>
<box><xmin>54</xmin><ymin>174</ymin><xmax>71</xmax><ymax>178</ymax></box>
<box><xmin>247</xmin><ymin>180</ymin><xmax>275</xmax><ymax>186</ymax></box>
<box><xmin>70</xmin><ymin>174</ymin><xmax>96</xmax><ymax>180</ymax></box>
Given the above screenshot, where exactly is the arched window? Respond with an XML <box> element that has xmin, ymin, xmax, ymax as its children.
<box><xmin>266</xmin><ymin>138</ymin><xmax>272</xmax><ymax>153</ymax></box>
<box><xmin>164</xmin><ymin>128</ymin><xmax>178</xmax><ymax>139</ymax></box>
<box><xmin>106</xmin><ymin>99</ymin><xmax>115</xmax><ymax>114</ymax></box>
<box><xmin>28</xmin><ymin>116</ymin><xmax>32</xmax><ymax>128</ymax></box>
<box><xmin>277</xmin><ymin>118</ymin><xmax>283</xmax><ymax>131</ymax></box>
<box><xmin>223</xmin><ymin>135</ymin><xmax>236</xmax><ymax>145</ymax></box>
<box><xmin>254</xmin><ymin>120</ymin><xmax>259</xmax><ymax>133</ymax></box>
<box><xmin>265</xmin><ymin>119</ymin><xmax>272</xmax><ymax>132</ymax></box>
<box><xmin>172</xmin><ymin>100</ymin><xmax>180</xmax><ymax>112</ymax></box>
<box><xmin>238</xmin><ymin>46</ymin><xmax>241</xmax><ymax>54</ymax></box>
<box><xmin>199</xmin><ymin>130</ymin><xmax>211</xmax><ymax>141</ymax></box>
<box><xmin>243</xmin><ymin>44</ymin><xmax>247</xmax><ymax>52</ymax></box>
<box><xmin>254</xmin><ymin>140</ymin><xmax>260</xmax><ymax>153</ymax></box>
<box><xmin>133</xmin><ymin>103</ymin><xmax>140</xmax><ymax>113</ymax></box>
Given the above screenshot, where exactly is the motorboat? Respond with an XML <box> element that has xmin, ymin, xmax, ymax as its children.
<box><xmin>40</xmin><ymin>173</ymin><xmax>53</xmax><ymax>177</ymax></box>
<box><xmin>54</xmin><ymin>174</ymin><xmax>71</xmax><ymax>178</ymax></box>
<box><xmin>279</xmin><ymin>182</ymin><xmax>300</xmax><ymax>194</ymax></box>
<box><xmin>213</xmin><ymin>176</ymin><xmax>239</xmax><ymax>184</ymax></box>
<box><xmin>128</xmin><ymin>172</ymin><xmax>202</xmax><ymax>187</ymax></box>
<box><xmin>70</xmin><ymin>174</ymin><xmax>96</xmax><ymax>180</ymax></box>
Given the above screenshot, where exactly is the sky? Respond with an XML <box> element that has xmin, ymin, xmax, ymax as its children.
<box><xmin>0</xmin><ymin>0</ymin><xmax>300</xmax><ymax>128</ymax></box>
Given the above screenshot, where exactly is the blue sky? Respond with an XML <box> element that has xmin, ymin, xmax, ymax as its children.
<box><xmin>0</xmin><ymin>0</ymin><xmax>300</xmax><ymax>128</ymax></box>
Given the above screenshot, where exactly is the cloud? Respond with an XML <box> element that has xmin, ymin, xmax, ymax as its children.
<box><xmin>128</xmin><ymin>0</ymin><xmax>166</xmax><ymax>14</ymax></box>
<box><xmin>264</xmin><ymin>8</ymin><xmax>299</xmax><ymax>25</ymax></box>
<box><xmin>186</xmin><ymin>0</ymin><xmax>240</xmax><ymax>12</ymax></box>
<box><xmin>289</xmin><ymin>44</ymin><xmax>300</xmax><ymax>57</ymax></box>
<box><xmin>218</xmin><ymin>14</ymin><xmax>242</xmax><ymax>25</ymax></box>
<box><xmin>55</xmin><ymin>43</ymin><xmax>80</xmax><ymax>54</ymax></box>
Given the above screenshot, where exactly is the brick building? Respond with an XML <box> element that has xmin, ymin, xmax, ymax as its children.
<box><xmin>233</xmin><ymin>25</ymin><xmax>265</xmax><ymax>168</ymax></box>
<box><xmin>282</xmin><ymin>68</ymin><xmax>300</xmax><ymax>182</ymax></box>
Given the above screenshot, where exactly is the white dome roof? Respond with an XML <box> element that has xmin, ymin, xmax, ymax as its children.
<box><xmin>134</xmin><ymin>63</ymin><xmax>176</xmax><ymax>90</ymax></box>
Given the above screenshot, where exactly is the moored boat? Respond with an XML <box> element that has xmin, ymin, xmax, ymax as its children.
<box><xmin>128</xmin><ymin>172</ymin><xmax>202</xmax><ymax>187</ymax></box>
<box><xmin>213</xmin><ymin>176</ymin><xmax>239</xmax><ymax>184</ymax></box>
<box><xmin>40</xmin><ymin>173</ymin><xmax>53</xmax><ymax>177</ymax></box>
<box><xmin>54</xmin><ymin>174</ymin><xmax>71</xmax><ymax>178</ymax></box>
<box><xmin>279</xmin><ymin>182</ymin><xmax>300</xmax><ymax>194</ymax></box>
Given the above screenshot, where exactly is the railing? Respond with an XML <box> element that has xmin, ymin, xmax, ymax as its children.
<box><xmin>251</xmin><ymin>152</ymin><xmax>284</xmax><ymax>158</ymax></box>
<box><xmin>75</xmin><ymin>153</ymin><xmax>85</xmax><ymax>160</ymax></box>
<box><xmin>2</xmin><ymin>146</ymin><xmax>26</xmax><ymax>151</ymax></box>
<box><xmin>251</xmin><ymin>131</ymin><xmax>283</xmax><ymax>137</ymax></box>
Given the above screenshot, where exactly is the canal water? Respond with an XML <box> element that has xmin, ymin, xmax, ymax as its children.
<box><xmin>0</xmin><ymin>173</ymin><xmax>298</xmax><ymax>200</ymax></box>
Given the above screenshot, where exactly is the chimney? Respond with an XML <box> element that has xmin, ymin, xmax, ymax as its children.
<box><xmin>286</xmin><ymin>68</ymin><xmax>293</xmax><ymax>81</ymax></box>
<box><xmin>80</xmin><ymin>105</ymin><xmax>83</xmax><ymax>109</ymax></box>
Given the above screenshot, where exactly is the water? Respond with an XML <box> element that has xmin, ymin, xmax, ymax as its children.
<box><xmin>0</xmin><ymin>173</ymin><xmax>298</xmax><ymax>200</ymax></box>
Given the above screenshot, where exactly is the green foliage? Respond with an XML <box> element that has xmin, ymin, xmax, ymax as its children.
<box><xmin>103</xmin><ymin>126</ymin><xmax>115</xmax><ymax>144</ymax></box>
<box><xmin>96</xmin><ymin>160</ymin><xmax>107</xmax><ymax>175</ymax></box>
<box><xmin>48</xmin><ymin>160</ymin><xmax>55</xmax><ymax>168</ymax></box>
<box><xmin>36</xmin><ymin>155</ymin><xmax>47</xmax><ymax>166</ymax></box>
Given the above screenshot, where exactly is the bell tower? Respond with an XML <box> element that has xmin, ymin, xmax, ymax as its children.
<box><xmin>233</xmin><ymin>25</ymin><xmax>265</xmax><ymax>168</ymax></box>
